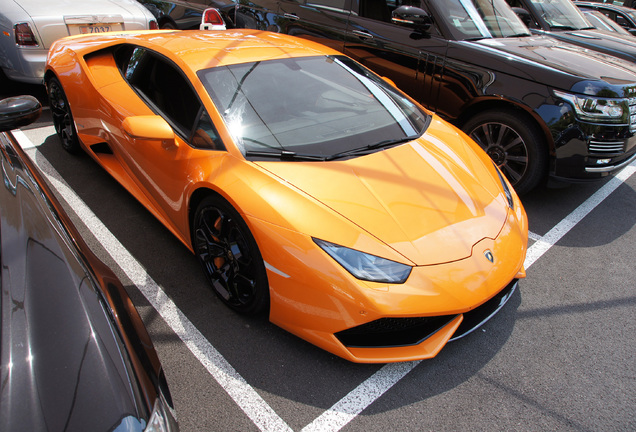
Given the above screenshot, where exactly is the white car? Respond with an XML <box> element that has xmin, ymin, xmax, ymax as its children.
<box><xmin>1</xmin><ymin>0</ymin><xmax>158</xmax><ymax>84</ymax></box>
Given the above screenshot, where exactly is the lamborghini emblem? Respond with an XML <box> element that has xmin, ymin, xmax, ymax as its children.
<box><xmin>484</xmin><ymin>250</ymin><xmax>494</xmax><ymax>263</ymax></box>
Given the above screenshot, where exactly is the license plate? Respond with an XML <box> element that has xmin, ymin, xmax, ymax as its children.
<box><xmin>79</xmin><ymin>25</ymin><xmax>112</xmax><ymax>34</ymax></box>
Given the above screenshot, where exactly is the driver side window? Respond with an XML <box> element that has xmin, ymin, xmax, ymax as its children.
<box><xmin>114</xmin><ymin>45</ymin><xmax>224</xmax><ymax>150</ymax></box>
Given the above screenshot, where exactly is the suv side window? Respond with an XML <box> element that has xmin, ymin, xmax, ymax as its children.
<box><xmin>613</xmin><ymin>12</ymin><xmax>630</xmax><ymax>27</ymax></box>
<box><xmin>114</xmin><ymin>45</ymin><xmax>224</xmax><ymax>150</ymax></box>
<box><xmin>507</xmin><ymin>0</ymin><xmax>540</xmax><ymax>28</ymax></box>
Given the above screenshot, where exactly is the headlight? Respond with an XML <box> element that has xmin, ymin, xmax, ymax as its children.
<box><xmin>554</xmin><ymin>90</ymin><xmax>628</xmax><ymax>123</ymax></box>
<box><xmin>493</xmin><ymin>162</ymin><xmax>514</xmax><ymax>209</ymax></box>
<box><xmin>313</xmin><ymin>238</ymin><xmax>412</xmax><ymax>283</ymax></box>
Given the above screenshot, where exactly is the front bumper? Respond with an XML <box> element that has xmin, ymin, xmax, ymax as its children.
<box><xmin>335</xmin><ymin>279</ymin><xmax>518</xmax><ymax>348</ymax></box>
<box><xmin>257</xmin><ymin>202</ymin><xmax>527</xmax><ymax>363</ymax></box>
<box><xmin>552</xmin><ymin>111</ymin><xmax>636</xmax><ymax>181</ymax></box>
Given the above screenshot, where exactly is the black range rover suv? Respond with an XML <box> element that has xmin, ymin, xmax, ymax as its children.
<box><xmin>236</xmin><ymin>0</ymin><xmax>636</xmax><ymax>193</ymax></box>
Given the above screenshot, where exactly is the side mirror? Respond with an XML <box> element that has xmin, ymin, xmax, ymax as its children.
<box><xmin>0</xmin><ymin>96</ymin><xmax>41</xmax><ymax>132</ymax></box>
<box><xmin>391</xmin><ymin>6</ymin><xmax>432</xmax><ymax>32</ymax></box>
<box><xmin>511</xmin><ymin>7</ymin><xmax>532</xmax><ymax>27</ymax></box>
<box><xmin>122</xmin><ymin>115</ymin><xmax>175</xmax><ymax>140</ymax></box>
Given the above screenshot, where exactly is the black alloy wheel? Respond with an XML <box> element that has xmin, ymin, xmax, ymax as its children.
<box><xmin>47</xmin><ymin>76</ymin><xmax>81</xmax><ymax>154</ymax></box>
<box><xmin>192</xmin><ymin>195</ymin><xmax>269</xmax><ymax>315</ymax></box>
<box><xmin>463</xmin><ymin>109</ymin><xmax>547</xmax><ymax>195</ymax></box>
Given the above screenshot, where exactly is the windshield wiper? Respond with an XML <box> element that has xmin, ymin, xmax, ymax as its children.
<box><xmin>327</xmin><ymin>135</ymin><xmax>418</xmax><ymax>161</ymax></box>
<box><xmin>245</xmin><ymin>150</ymin><xmax>327</xmax><ymax>161</ymax></box>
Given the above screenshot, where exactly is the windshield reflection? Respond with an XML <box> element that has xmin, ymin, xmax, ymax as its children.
<box><xmin>442</xmin><ymin>0</ymin><xmax>530</xmax><ymax>40</ymax></box>
<box><xmin>198</xmin><ymin>56</ymin><xmax>429</xmax><ymax>160</ymax></box>
<box><xmin>526</xmin><ymin>0</ymin><xmax>592</xmax><ymax>30</ymax></box>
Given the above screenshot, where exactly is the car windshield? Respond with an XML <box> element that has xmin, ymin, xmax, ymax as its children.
<box><xmin>584</xmin><ymin>10</ymin><xmax>631</xmax><ymax>34</ymax></box>
<box><xmin>527</xmin><ymin>0</ymin><xmax>592</xmax><ymax>30</ymax></box>
<box><xmin>198</xmin><ymin>55</ymin><xmax>429</xmax><ymax>160</ymax></box>
<box><xmin>436</xmin><ymin>0</ymin><xmax>530</xmax><ymax>40</ymax></box>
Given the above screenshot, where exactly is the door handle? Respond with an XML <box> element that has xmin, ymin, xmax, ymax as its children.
<box><xmin>352</xmin><ymin>30</ymin><xmax>374</xmax><ymax>40</ymax></box>
<box><xmin>283</xmin><ymin>13</ymin><xmax>299</xmax><ymax>20</ymax></box>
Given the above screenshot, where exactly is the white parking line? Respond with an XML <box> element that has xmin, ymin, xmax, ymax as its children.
<box><xmin>302</xmin><ymin>361</ymin><xmax>420</xmax><ymax>432</ymax></box>
<box><xmin>12</xmin><ymin>130</ymin><xmax>37</xmax><ymax>149</ymax></box>
<box><xmin>522</xmin><ymin>162</ymin><xmax>636</xmax><ymax>269</ymax></box>
<box><xmin>16</xmin><ymin>127</ymin><xmax>636</xmax><ymax>432</ymax></box>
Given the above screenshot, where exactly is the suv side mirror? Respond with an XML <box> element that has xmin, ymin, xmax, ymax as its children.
<box><xmin>0</xmin><ymin>96</ymin><xmax>41</xmax><ymax>132</ymax></box>
<box><xmin>391</xmin><ymin>6</ymin><xmax>432</xmax><ymax>32</ymax></box>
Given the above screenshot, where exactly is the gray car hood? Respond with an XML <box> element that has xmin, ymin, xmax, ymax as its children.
<box><xmin>0</xmin><ymin>143</ymin><xmax>145</xmax><ymax>431</ymax></box>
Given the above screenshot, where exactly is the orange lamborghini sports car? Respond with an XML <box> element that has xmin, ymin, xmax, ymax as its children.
<box><xmin>45</xmin><ymin>28</ymin><xmax>528</xmax><ymax>363</ymax></box>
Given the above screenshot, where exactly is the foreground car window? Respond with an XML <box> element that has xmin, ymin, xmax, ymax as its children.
<box><xmin>199</xmin><ymin>56</ymin><xmax>430</xmax><ymax>158</ymax></box>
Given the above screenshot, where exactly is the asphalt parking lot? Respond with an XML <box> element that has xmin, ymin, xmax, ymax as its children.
<box><xmin>5</xmin><ymin>79</ymin><xmax>635</xmax><ymax>431</ymax></box>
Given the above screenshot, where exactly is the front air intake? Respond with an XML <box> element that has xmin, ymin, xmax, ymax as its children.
<box><xmin>335</xmin><ymin>315</ymin><xmax>458</xmax><ymax>348</ymax></box>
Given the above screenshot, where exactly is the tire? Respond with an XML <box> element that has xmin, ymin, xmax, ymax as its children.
<box><xmin>47</xmin><ymin>76</ymin><xmax>81</xmax><ymax>154</ymax></box>
<box><xmin>463</xmin><ymin>109</ymin><xmax>548</xmax><ymax>195</ymax></box>
<box><xmin>192</xmin><ymin>195</ymin><xmax>269</xmax><ymax>315</ymax></box>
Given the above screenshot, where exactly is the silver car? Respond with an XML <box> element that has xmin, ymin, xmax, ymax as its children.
<box><xmin>1</xmin><ymin>0</ymin><xmax>158</xmax><ymax>84</ymax></box>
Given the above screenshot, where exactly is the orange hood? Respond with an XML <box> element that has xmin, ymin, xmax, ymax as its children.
<box><xmin>255</xmin><ymin>122</ymin><xmax>508</xmax><ymax>266</ymax></box>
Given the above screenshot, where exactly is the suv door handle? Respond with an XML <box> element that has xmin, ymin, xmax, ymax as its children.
<box><xmin>352</xmin><ymin>30</ymin><xmax>374</xmax><ymax>40</ymax></box>
<box><xmin>283</xmin><ymin>13</ymin><xmax>299</xmax><ymax>20</ymax></box>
